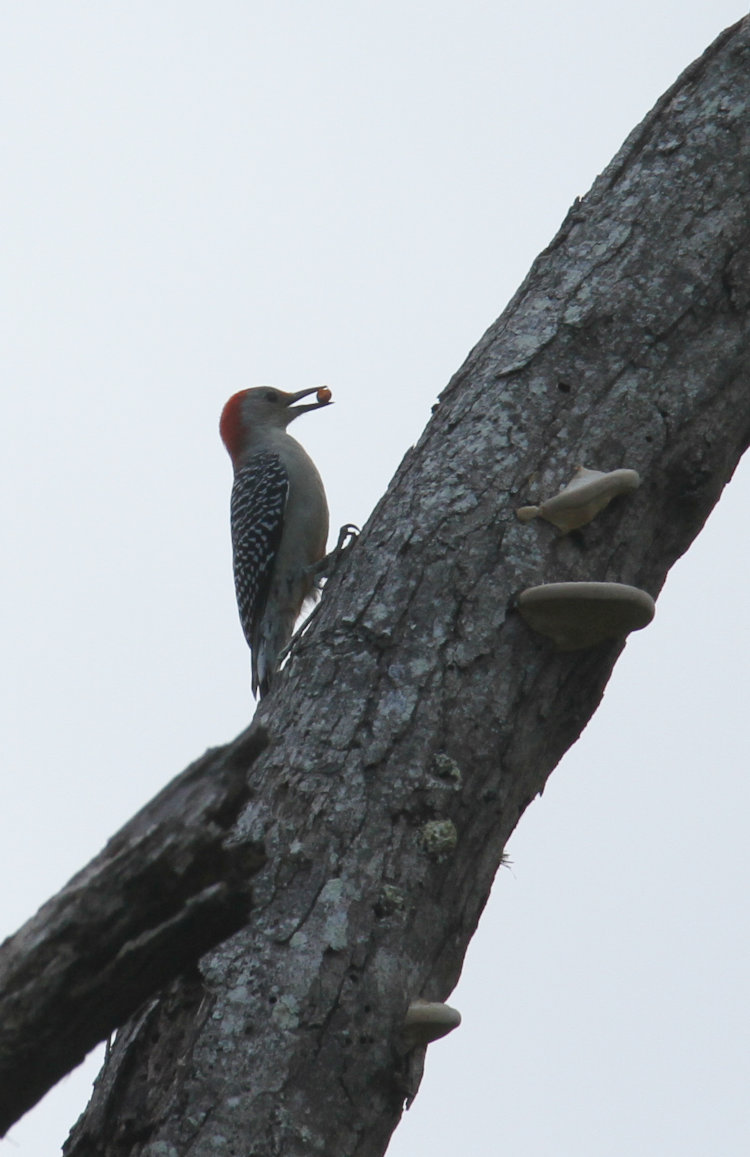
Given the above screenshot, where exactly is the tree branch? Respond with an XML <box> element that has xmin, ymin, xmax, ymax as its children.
<box><xmin>0</xmin><ymin>727</ymin><xmax>267</xmax><ymax>1135</ymax></box>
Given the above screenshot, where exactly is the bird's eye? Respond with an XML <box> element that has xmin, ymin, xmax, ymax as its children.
<box><xmin>264</xmin><ymin>390</ymin><xmax>279</xmax><ymax>403</ymax></box>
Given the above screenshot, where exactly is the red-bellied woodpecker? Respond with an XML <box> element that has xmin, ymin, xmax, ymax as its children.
<box><xmin>220</xmin><ymin>385</ymin><xmax>331</xmax><ymax>698</ymax></box>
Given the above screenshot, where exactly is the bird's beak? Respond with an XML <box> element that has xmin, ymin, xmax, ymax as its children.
<box><xmin>286</xmin><ymin>386</ymin><xmax>334</xmax><ymax>418</ymax></box>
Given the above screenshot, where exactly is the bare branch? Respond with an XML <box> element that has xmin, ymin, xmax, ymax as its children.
<box><xmin>0</xmin><ymin>727</ymin><xmax>267</xmax><ymax>1134</ymax></box>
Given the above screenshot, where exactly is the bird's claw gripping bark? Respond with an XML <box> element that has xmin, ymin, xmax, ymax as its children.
<box><xmin>310</xmin><ymin>522</ymin><xmax>360</xmax><ymax>583</ymax></box>
<box><xmin>277</xmin><ymin>525</ymin><xmax>360</xmax><ymax>670</ymax></box>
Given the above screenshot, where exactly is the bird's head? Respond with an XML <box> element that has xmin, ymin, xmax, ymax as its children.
<box><xmin>220</xmin><ymin>385</ymin><xmax>332</xmax><ymax>464</ymax></box>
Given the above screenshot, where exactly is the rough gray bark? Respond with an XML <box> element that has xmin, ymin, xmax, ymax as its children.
<box><xmin>64</xmin><ymin>16</ymin><xmax>750</xmax><ymax>1157</ymax></box>
<box><xmin>0</xmin><ymin>728</ymin><xmax>267</xmax><ymax>1135</ymax></box>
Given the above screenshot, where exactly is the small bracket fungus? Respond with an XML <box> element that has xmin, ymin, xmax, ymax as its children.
<box><xmin>516</xmin><ymin>466</ymin><xmax>640</xmax><ymax>532</ymax></box>
<box><xmin>403</xmin><ymin>999</ymin><xmax>462</xmax><ymax>1049</ymax></box>
<box><xmin>518</xmin><ymin>581</ymin><xmax>655</xmax><ymax>650</ymax></box>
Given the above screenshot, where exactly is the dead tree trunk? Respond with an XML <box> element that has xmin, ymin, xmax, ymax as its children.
<box><xmin>63</xmin><ymin>16</ymin><xmax>750</xmax><ymax>1157</ymax></box>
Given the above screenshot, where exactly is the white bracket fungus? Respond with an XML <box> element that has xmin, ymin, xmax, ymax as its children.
<box><xmin>517</xmin><ymin>581</ymin><xmax>655</xmax><ymax>650</ymax></box>
<box><xmin>516</xmin><ymin>466</ymin><xmax>640</xmax><ymax>532</ymax></box>
<box><xmin>403</xmin><ymin>999</ymin><xmax>462</xmax><ymax>1049</ymax></box>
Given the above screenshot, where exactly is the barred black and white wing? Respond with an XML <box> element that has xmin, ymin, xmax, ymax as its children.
<box><xmin>230</xmin><ymin>452</ymin><xmax>289</xmax><ymax>691</ymax></box>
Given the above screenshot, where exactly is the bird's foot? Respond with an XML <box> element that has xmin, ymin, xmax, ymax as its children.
<box><xmin>310</xmin><ymin>523</ymin><xmax>360</xmax><ymax>584</ymax></box>
<box><xmin>278</xmin><ymin>526</ymin><xmax>359</xmax><ymax>670</ymax></box>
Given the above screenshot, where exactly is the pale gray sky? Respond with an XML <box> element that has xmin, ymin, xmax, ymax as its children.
<box><xmin>2</xmin><ymin>3</ymin><xmax>749</xmax><ymax>1154</ymax></box>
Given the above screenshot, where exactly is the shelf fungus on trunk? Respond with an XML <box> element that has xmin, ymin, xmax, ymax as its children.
<box><xmin>402</xmin><ymin>999</ymin><xmax>462</xmax><ymax>1050</ymax></box>
<box><xmin>517</xmin><ymin>582</ymin><xmax>655</xmax><ymax>650</ymax></box>
<box><xmin>516</xmin><ymin>466</ymin><xmax>640</xmax><ymax>532</ymax></box>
